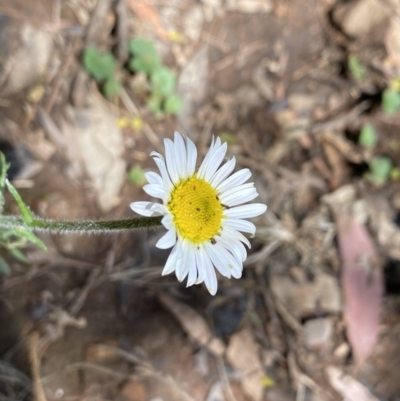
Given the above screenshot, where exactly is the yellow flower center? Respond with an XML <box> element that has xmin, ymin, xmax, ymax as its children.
<box><xmin>168</xmin><ymin>176</ymin><xmax>224</xmax><ymax>244</ymax></box>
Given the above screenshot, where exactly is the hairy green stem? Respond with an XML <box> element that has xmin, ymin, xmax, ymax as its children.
<box><xmin>0</xmin><ymin>215</ymin><xmax>163</xmax><ymax>234</ymax></box>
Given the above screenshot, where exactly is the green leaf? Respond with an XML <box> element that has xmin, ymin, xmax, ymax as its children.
<box><xmin>0</xmin><ymin>152</ymin><xmax>9</xmax><ymax>213</ymax></box>
<box><xmin>348</xmin><ymin>54</ymin><xmax>365</xmax><ymax>81</ymax></box>
<box><xmin>83</xmin><ymin>47</ymin><xmax>116</xmax><ymax>81</ymax></box>
<box><xmin>128</xmin><ymin>39</ymin><xmax>161</xmax><ymax>74</ymax></box>
<box><xmin>129</xmin><ymin>53</ymin><xmax>161</xmax><ymax>75</ymax></box>
<box><xmin>103</xmin><ymin>76</ymin><xmax>121</xmax><ymax>97</ymax></box>
<box><xmin>13</xmin><ymin>227</ymin><xmax>47</xmax><ymax>251</ymax></box>
<box><xmin>9</xmin><ymin>248</ymin><xmax>28</xmax><ymax>263</ymax></box>
<box><xmin>390</xmin><ymin>167</ymin><xmax>400</xmax><ymax>181</ymax></box>
<box><xmin>128</xmin><ymin>165</ymin><xmax>146</xmax><ymax>186</ymax></box>
<box><xmin>220</xmin><ymin>131</ymin><xmax>236</xmax><ymax>145</ymax></box>
<box><xmin>129</xmin><ymin>39</ymin><xmax>157</xmax><ymax>57</ymax></box>
<box><xmin>0</xmin><ymin>255</ymin><xmax>11</xmax><ymax>275</ymax></box>
<box><xmin>164</xmin><ymin>94</ymin><xmax>183</xmax><ymax>114</ymax></box>
<box><xmin>146</xmin><ymin>94</ymin><xmax>163</xmax><ymax>115</ymax></box>
<box><xmin>359</xmin><ymin>123</ymin><xmax>377</xmax><ymax>149</ymax></box>
<box><xmin>367</xmin><ymin>156</ymin><xmax>393</xmax><ymax>185</ymax></box>
<box><xmin>382</xmin><ymin>88</ymin><xmax>400</xmax><ymax>115</ymax></box>
<box><xmin>0</xmin><ymin>152</ymin><xmax>8</xmax><ymax>189</ymax></box>
<box><xmin>151</xmin><ymin>67</ymin><xmax>176</xmax><ymax>96</ymax></box>
<box><xmin>5</xmin><ymin>179</ymin><xmax>34</xmax><ymax>224</ymax></box>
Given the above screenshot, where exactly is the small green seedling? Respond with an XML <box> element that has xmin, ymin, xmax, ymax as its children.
<box><xmin>151</xmin><ymin>67</ymin><xmax>176</xmax><ymax>97</ymax></box>
<box><xmin>83</xmin><ymin>47</ymin><xmax>121</xmax><ymax>98</ymax></box>
<box><xmin>220</xmin><ymin>132</ymin><xmax>236</xmax><ymax>145</ymax></box>
<box><xmin>366</xmin><ymin>156</ymin><xmax>393</xmax><ymax>185</ymax></box>
<box><xmin>103</xmin><ymin>76</ymin><xmax>121</xmax><ymax>98</ymax></box>
<box><xmin>382</xmin><ymin>88</ymin><xmax>400</xmax><ymax>115</ymax></box>
<box><xmin>129</xmin><ymin>38</ymin><xmax>183</xmax><ymax>116</ymax></box>
<box><xmin>359</xmin><ymin>123</ymin><xmax>377</xmax><ymax>149</ymax></box>
<box><xmin>129</xmin><ymin>39</ymin><xmax>161</xmax><ymax>74</ymax></box>
<box><xmin>348</xmin><ymin>54</ymin><xmax>365</xmax><ymax>82</ymax></box>
<box><xmin>128</xmin><ymin>165</ymin><xmax>146</xmax><ymax>186</ymax></box>
<box><xmin>164</xmin><ymin>94</ymin><xmax>183</xmax><ymax>114</ymax></box>
<box><xmin>0</xmin><ymin>152</ymin><xmax>47</xmax><ymax>275</ymax></box>
<box><xmin>390</xmin><ymin>167</ymin><xmax>400</xmax><ymax>181</ymax></box>
<box><xmin>83</xmin><ymin>47</ymin><xmax>116</xmax><ymax>81</ymax></box>
<box><xmin>146</xmin><ymin>94</ymin><xmax>163</xmax><ymax>115</ymax></box>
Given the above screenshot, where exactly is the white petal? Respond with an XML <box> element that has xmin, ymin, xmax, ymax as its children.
<box><xmin>161</xmin><ymin>213</ymin><xmax>174</xmax><ymax>230</ymax></box>
<box><xmin>185</xmin><ymin>135</ymin><xmax>197</xmax><ymax>176</ymax></box>
<box><xmin>204</xmin><ymin>242</ymin><xmax>231</xmax><ymax>278</ymax></box>
<box><xmin>145</xmin><ymin>171</ymin><xmax>163</xmax><ymax>186</ymax></box>
<box><xmin>156</xmin><ymin>228</ymin><xmax>177</xmax><ymax>249</ymax></box>
<box><xmin>210</xmin><ymin>157</ymin><xmax>236</xmax><ymax>188</ymax></box>
<box><xmin>216</xmin><ymin>235</ymin><xmax>247</xmax><ymax>263</ymax></box>
<box><xmin>150</xmin><ymin>203</ymin><xmax>167</xmax><ymax>215</ymax></box>
<box><xmin>174</xmin><ymin>132</ymin><xmax>188</xmax><ymax>178</ymax></box>
<box><xmin>204</xmin><ymin>142</ymin><xmax>227</xmax><ymax>181</ymax></box>
<box><xmin>197</xmin><ymin>137</ymin><xmax>220</xmax><ymax>179</ymax></box>
<box><xmin>194</xmin><ymin>249</ymin><xmax>205</xmax><ymax>285</ymax></box>
<box><xmin>187</xmin><ymin>264</ymin><xmax>198</xmax><ymax>287</ymax></box>
<box><xmin>162</xmin><ymin>242</ymin><xmax>179</xmax><ymax>275</ymax></box>
<box><xmin>221</xmin><ymin>226</ymin><xmax>251</xmax><ymax>248</ymax></box>
<box><xmin>186</xmin><ymin>244</ymin><xmax>198</xmax><ymax>287</ymax></box>
<box><xmin>152</xmin><ymin>154</ymin><xmax>173</xmax><ymax>191</ymax></box>
<box><xmin>221</xmin><ymin>190</ymin><xmax>259</xmax><ymax>207</ymax></box>
<box><xmin>130</xmin><ymin>201</ymin><xmax>163</xmax><ymax>217</ymax></box>
<box><xmin>224</xmin><ymin>203</ymin><xmax>267</xmax><ymax>219</ymax></box>
<box><xmin>223</xmin><ymin>218</ymin><xmax>256</xmax><ymax>235</ymax></box>
<box><xmin>218</xmin><ymin>244</ymin><xmax>243</xmax><ymax>279</ymax></box>
<box><xmin>218</xmin><ymin>182</ymin><xmax>254</xmax><ymax>202</ymax></box>
<box><xmin>216</xmin><ymin>168</ymin><xmax>251</xmax><ymax>193</ymax></box>
<box><xmin>206</xmin><ymin>242</ymin><xmax>242</xmax><ymax>279</ymax></box>
<box><xmin>175</xmin><ymin>240</ymin><xmax>190</xmax><ymax>282</ymax></box>
<box><xmin>199</xmin><ymin>247</ymin><xmax>218</xmax><ymax>295</ymax></box>
<box><xmin>143</xmin><ymin>184</ymin><xmax>166</xmax><ymax>200</ymax></box>
<box><xmin>172</xmin><ymin>240</ymin><xmax>185</xmax><ymax>279</ymax></box>
<box><xmin>219</xmin><ymin>182</ymin><xmax>254</xmax><ymax>198</ymax></box>
<box><xmin>164</xmin><ymin>138</ymin><xmax>179</xmax><ymax>184</ymax></box>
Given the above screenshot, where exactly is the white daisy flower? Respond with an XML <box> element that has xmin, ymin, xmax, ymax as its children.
<box><xmin>130</xmin><ymin>132</ymin><xmax>267</xmax><ymax>295</ymax></box>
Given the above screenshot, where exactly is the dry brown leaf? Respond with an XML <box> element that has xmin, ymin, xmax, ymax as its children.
<box><xmin>270</xmin><ymin>273</ymin><xmax>341</xmax><ymax>319</ymax></box>
<box><xmin>321</xmin><ymin>131</ymin><xmax>363</xmax><ymax>164</ymax></box>
<box><xmin>226</xmin><ymin>329</ymin><xmax>264</xmax><ymax>401</ymax></box>
<box><xmin>322</xmin><ymin>141</ymin><xmax>348</xmax><ymax>189</ymax></box>
<box><xmin>326</xmin><ymin>366</ymin><xmax>380</xmax><ymax>401</ymax></box>
<box><xmin>374</xmin><ymin>211</ymin><xmax>400</xmax><ymax>261</ymax></box>
<box><xmin>127</xmin><ymin>0</ymin><xmax>168</xmax><ymax>40</ymax></box>
<box><xmin>226</xmin><ymin>0</ymin><xmax>273</xmax><ymax>13</ymax></box>
<box><xmin>336</xmin><ymin>212</ymin><xmax>383</xmax><ymax>367</ymax></box>
<box><xmin>332</xmin><ymin>0</ymin><xmax>391</xmax><ymax>39</ymax></box>
<box><xmin>158</xmin><ymin>293</ymin><xmax>225</xmax><ymax>356</ymax></box>
<box><xmin>385</xmin><ymin>11</ymin><xmax>400</xmax><ymax>72</ymax></box>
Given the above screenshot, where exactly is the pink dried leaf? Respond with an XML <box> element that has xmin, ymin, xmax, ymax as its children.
<box><xmin>336</xmin><ymin>213</ymin><xmax>383</xmax><ymax>367</ymax></box>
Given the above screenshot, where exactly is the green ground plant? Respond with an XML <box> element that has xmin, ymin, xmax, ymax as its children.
<box><xmin>358</xmin><ymin>123</ymin><xmax>377</xmax><ymax>149</ymax></box>
<box><xmin>82</xmin><ymin>40</ymin><xmax>183</xmax><ymax>116</ymax></box>
<box><xmin>348</xmin><ymin>54</ymin><xmax>400</xmax><ymax>116</ymax></box>
<box><xmin>0</xmin><ymin>153</ymin><xmax>47</xmax><ymax>275</ymax></box>
<box><xmin>358</xmin><ymin>123</ymin><xmax>399</xmax><ymax>185</ymax></box>
<box><xmin>382</xmin><ymin>86</ymin><xmax>400</xmax><ymax>115</ymax></box>
<box><xmin>348</xmin><ymin>54</ymin><xmax>365</xmax><ymax>82</ymax></box>
<box><xmin>128</xmin><ymin>165</ymin><xmax>146</xmax><ymax>186</ymax></box>
<box><xmin>347</xmin><ymin>60</ymin><xmax>400</xmax><ymax>185</ymax></box>
<box><xmin>128</xmin><ymin>38</ymin><xmax>183</xmax><ymax>116</ymax></box>
<box><xmin>83</xmin><ymin>47</ymin><xmax>121</xmax><ymax>97</ymax></box>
